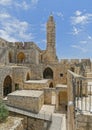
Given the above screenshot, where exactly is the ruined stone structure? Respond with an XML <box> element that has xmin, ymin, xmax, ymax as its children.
<box><xmin>0</xmin><ymin>15</ymin><xmax>92</xmax><ymax>130</ymax></box>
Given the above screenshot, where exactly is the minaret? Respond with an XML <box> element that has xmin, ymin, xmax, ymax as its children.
<box><xmin>46</xmin><ymin>15</ymin><xmax>57</xmax><ymax>62</ymax></box>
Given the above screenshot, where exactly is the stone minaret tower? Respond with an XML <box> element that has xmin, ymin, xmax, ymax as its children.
<box><xmin>46</xmin><ymin>15</ymin><xmax>57</xmax><ymax>63</ymax></box>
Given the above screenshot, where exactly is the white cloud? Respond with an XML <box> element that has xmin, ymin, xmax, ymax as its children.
<box><xmin>71</xmin><ymin>35</ymin><xmax>92</xmax><ymax>54</ymax></box>
<box><xmin>52</xmin><ymin>11</ymin><xmax>64</xmax><ymax>19</ymax></box>
<box><xmin>56</xmin><ymin>12</ymin><xmax>63</xmax><ymax>18</ymax></box>
<box><xmin>0</xmin><ymin>12</ymin><xmax>34</xmax><ymax>42</ymax></box>
<box><xmin>80</xmin><ymin>41</ymin><xmax>87</xmax><ymax>44</ymax></box>
<box><xmin>0</xmin><ymin>12</ymin><xmax>11</xmax><ymax>19</ymax></box>
<box><xmin>0</xmin><ymin>29</ymin><xmax>17</xmax><ymax>42</ymax></box>
<box><xmin>14</xmin><ymin>1</ymin><xmax>30</xmax><ymax>10</ymax></box>
<box><xmin>0</xmin><ymin>0</ymin><xmax>38</xmax><ymax>10</ymax></box>
<box><xmin>71</xmin><ymin>45</ymin><xmax>88</xmax><ymax>53</ymax></box>
<box><xmin>71</xmin><ymin>15</ymin><xmax>88</xmax><ymax>25</ymax></box>
<box><xmin>72</xmin><ymin>26</ymin><xmax>81</xmax><ymax>35</ymax></box>
<box><xmin>75</xmin><ymin>10</ymin><xmax>82</xmax><ymax>16</ymax></box>
<box><xmin>31</xmin><ymin>0</ymin><xmax>39</xmax><ymax>5</ymax></box>
<box><xmin>88</xmin><ymin>35</ymin><xmax>92</xmax><ymax>40</ymax></box>
<box><xmin>0</xmin><ymin>0</ymin><xmax>12</xmax><ymax>5</ymax></box>
<box><xmin>71</xmin><ymin>11</ymin><xmax>92</xmax><ymax>25</ymax></box>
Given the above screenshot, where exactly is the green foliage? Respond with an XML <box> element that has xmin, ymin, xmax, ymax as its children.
<box><xmin>0</xmin><ymin>101</ymin><xmax>9</xmax><ymax>122</ymax></box>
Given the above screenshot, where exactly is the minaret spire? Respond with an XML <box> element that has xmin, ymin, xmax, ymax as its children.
<box><xmin>45</xmin><ymin>15</ymin><xmax>57</xmax><ymax>62</ymax></box>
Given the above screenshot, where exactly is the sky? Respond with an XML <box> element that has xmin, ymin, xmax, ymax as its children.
<box><xmin>0</xmin><ymin>0</ymin><xmax>92</xmax><ymax>59</ymax></box>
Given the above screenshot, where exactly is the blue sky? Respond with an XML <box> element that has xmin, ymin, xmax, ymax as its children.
<box><xmin>0</xmin><ymin>0</ymin><xmax>92</xmax><ymax>59</ymax></box>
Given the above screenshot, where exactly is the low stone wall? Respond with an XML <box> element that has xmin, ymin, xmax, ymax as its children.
<box><xmin>24</xmin><ymin>79</ymin><xmax>52</xmax><ymax>90</ymax></box>
<box><xmin>76</xmin><ymin>113</ymin><xmax>92</xmax><ymax>130</ymax></box>
<box><xmin>7</xmin><ymin>90</ymin><xmax>44</xmax><ymax>113</ymax></box>
<box><xmin>24</xmin><ymin>82</ymin><xmax>48</xmax><ymax>90</ymax></box>
<box><xmin>10</xmin><ymin>112</ymin><xmax>45</xmax><ymax>130</ymax></box>
<box><xmin>0</xmin><ymin>116</ymin><xmax>24</xmax><ymax>130</ymax></box>
<box><xmin>27</xmin><ymin>117</ymin><xmax>44</xmax><ymax>130</ymax></box>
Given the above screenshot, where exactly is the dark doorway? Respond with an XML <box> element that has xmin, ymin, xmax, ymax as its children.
<box><xmin>49</xmin><ymin>82</ymin><xmax>53</xmax><ymax>88</ymax></box>
<box><xmin>9</xmin><ymin>52</ymin><xmax>12</xmax><ymax>63</ymax></box>
<box><xmin>3</xmin><ymin>76</ymin><xmax>12</xmax><ymax>97</ymax></box>
<box><xmin>26</xmin><ymin>73</ymin><xmax>30</xmax><ymax>80</ymax></box>
<box><xmin>70</xmin><ymin>67</ymin><xmax>75</xmax><ymax>72</ymax></box>
<box><xmin>43</xmin><ymin>67</ymin><xmax>53</xmax><ymax>79</ymax></box>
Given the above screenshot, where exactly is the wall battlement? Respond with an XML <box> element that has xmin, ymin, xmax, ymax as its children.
<box><xmin>59</xmin><ymin>59</ymin><xmax>91</xmax><ymax>65</ymax></box>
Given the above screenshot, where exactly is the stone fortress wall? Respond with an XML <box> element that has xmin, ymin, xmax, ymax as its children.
<box><xmin>0</xmin><ymin>15</ymin><xmax>92</xmax><ymax>130</ymax></box>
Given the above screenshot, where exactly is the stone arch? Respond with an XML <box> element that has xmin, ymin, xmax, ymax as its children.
<box><xmin>43</xmin><ymin>67</ymin><xmax>53</xmax><ymax>79</ymax></box>
<box><xmin>26</xmin><ymin>72</ymin><xmax>30</xmax><ymax>80</ymax></box>
<box><xmin>9</xmin><ymin>52</ymin><xmax>12</xmax><ymax>63</ymax></box>
<box><xmin>49</xmin><ymin>82</ymin><xmax>53</xmax><ymax>88</ymax></box>
<box><xmin>17</xmin><ymin>52</ymin><xmax>25</xmax><ymax>63</ymax></box>
<box><xmin>3</xmin><ymin>75</ymin><xmax>12</xmax><ymax>97</ymax></box>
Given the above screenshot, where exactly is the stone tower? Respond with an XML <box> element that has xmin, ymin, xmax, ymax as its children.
<box><xmin>46</xmin><ymin>15</ymin><xmax>57</xmax><ymax>63</ymax></box>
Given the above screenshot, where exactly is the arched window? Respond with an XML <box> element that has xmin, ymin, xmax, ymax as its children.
<box><xmin>43</xmin><ymin>67</ymin><xmax>53</xmax><ymax>79</ymax></box>
<box><xmin>17</xmin><ymin>52</ymin><xmax>25</xmax><ymax>63</ymax></box>
<box><xmin>9</xmin><ymin>52</ymin><xmax>12</xmax><ymax>63</ymax></box>
<box><xmin>3</xmin><ymin>76</ymin><xmax>12</xmax><ymax>97</ymax></box>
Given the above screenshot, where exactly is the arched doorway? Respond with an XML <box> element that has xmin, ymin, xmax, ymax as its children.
<box><xmin>49</xmin><ymin>82</ymin><xmax>53</xmax><ymax>88</ymax></box>
<box><xmin>58</xmin><ymin>91</ymin><xmax>67</xmax><ymax>112</ymax></box>
<box><xmin>43</xmin><ymin>67</ymin><xmax>53</xmax><ymax>79</ymax></box>
<box><xmin>17</xmin><ymin>52</ymin><xmax>25</xmax><ymax>63</ymax></box>
<box><xmin>3</xmin><ymin>76</ymin><xmax>12</xmax><ymax>97</ymax></box>
<box><xmin>26</xmin><ymin>73</ymin><xmax>30</xmax><ymax>80</ymax></box>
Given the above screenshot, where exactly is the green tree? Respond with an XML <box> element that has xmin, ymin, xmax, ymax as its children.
<box><xmin>0</xmin><ymin>101</ymin><xmax>9</xmax><ymax>122</ymax></box>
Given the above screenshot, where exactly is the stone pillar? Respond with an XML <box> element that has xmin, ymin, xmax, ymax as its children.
<box><xmin>67</xmin><ymin>71</ymin><xmax>75</xmax><ymax>130</ymax></box>
<box><xmin>55</xmin><ymin>91</ymin><xmax>59</xmax><ymax>111</ymax></box>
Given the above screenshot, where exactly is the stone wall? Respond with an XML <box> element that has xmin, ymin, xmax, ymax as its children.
<box><xmin>0</xmin><ymin>116</ymin><xmax>24</xmax><ymax>130</ymax></box>
<box><xmin>0</xmin><ymin>66</ymin><xmax>13</xmax><ymax>98</ymax></box>
<box><xmin>10</xmin><ymin>112</ymin><xmax>45</xmax><ymax>130</ymax></box>
<box><xmin>24</xmin><ymin>79</ymin><xmax>52</xmax><ymax>90</ymax></box>
<box><xmin>44</xmin><ymin>89</ymin><xmax>52</xmax><ymax>104</ymax></box>
<box><xmin>76</xmin><ymin>114</ymin><xmax>92</xmax><ymax>130</ymax></box>
<box><xmin>12</xmin><ymin>66</ymin><xmax>30</xmax><ymax>90</ymax></box>
<box><xmin>27</xmin><ymin>117</ymin><xmax>44</xmax><ymax>130</ymax></box>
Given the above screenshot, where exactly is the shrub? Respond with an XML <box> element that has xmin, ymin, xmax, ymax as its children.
<box><xmin>0</xmin><ymin>101</ymin><xmax>9</xmax><ymax>122</ymax></box>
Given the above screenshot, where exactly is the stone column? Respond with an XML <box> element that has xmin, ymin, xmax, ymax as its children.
<box><xmin>67</xmin><ymin>71</ymin><xmax>75</xmax><ymax>130</ymax></box>
<box><xmin>55</xmin><ymin>91</ymin><xmax>59</xmax><ymax>111</ymax></box>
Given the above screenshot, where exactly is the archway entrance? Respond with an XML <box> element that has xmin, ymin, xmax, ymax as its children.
<box><xmin>3</xmin><ymin>76</ymin><xmax>12</xmax><ymax>97</ymax></box>
<box><xmin>58</xmin><ymin>91</ymin><xmax>67</xmax><ymax>112</ymax></box>
<box><xmin>17</xmin><ymin>52</ymin><xmax>25</xmax><ymax>63</ymax></box>
<box><xmin>49</xmin><ymin>82</ymin><xmax>53</xmax><ymax>88</ymax></box>
<box><xmin>43</xmin><ymin>67</ymin><xmax>53</xmax><ymax>79</ymax></box>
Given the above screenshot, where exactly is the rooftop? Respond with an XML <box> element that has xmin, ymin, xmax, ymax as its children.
<box><xmin>25</xmin><ymin>79</ymin><xmax>49</xmax><ymax>84</ymax></box>
<box><xmin>8</xmin><ymin>90</ymin><xmax>43</xmax><ymax>97</ymax></box>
